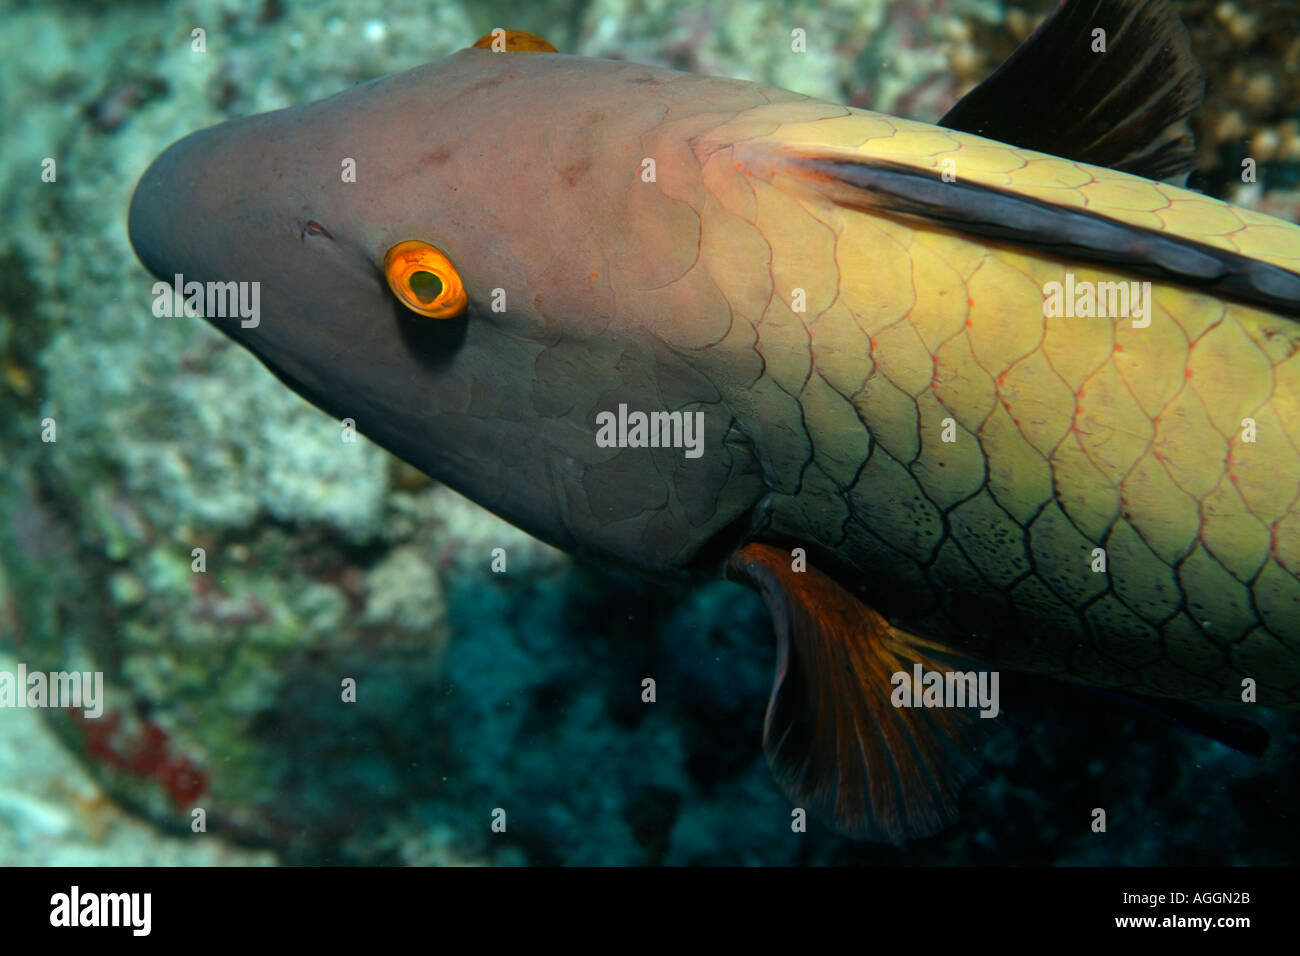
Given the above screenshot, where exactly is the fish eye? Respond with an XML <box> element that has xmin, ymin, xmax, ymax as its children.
<box><xmin>382</xmin><ymin>240</ymin><xmax>468</xmax><ymax>319</ymax></box>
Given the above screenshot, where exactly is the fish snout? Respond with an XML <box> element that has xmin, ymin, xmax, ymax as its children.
<box><xmin>128</xmin><ymin>130</ymin><xmax>205</xmax><ymax>284</ymax></box>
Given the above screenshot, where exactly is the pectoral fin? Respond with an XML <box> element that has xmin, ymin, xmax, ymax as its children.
<box><xmin>729</xmin><ymin>543</ymin><xmax>990</xmax><ymax>844</ymax></box>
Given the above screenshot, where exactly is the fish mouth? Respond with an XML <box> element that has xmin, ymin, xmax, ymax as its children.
<box><xmin>127</xmin><ymin>128</ymin><xmax>205</xmax><ymax>286</ymax></box>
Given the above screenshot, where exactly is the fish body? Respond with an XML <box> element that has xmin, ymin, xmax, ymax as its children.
<box><xmin>709</xmin><ymin>104</ymin><xmax>1300</xmax><ymax>708</ymax></box>
<box><xmin>128</xmin><ymin>2</ymin><xmax>1300</xmax><ymax>841</ymax></box>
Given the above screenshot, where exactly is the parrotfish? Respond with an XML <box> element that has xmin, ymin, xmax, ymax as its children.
<box><xmin>128</xmin><ymin>1</ymin><xmax>1300</xmax><ymax>843</ymax></box>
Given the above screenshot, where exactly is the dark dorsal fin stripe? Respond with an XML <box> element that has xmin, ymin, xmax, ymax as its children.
<box><xmin>940</xmin><ymin>0</ymin><xmax>1205</xmax><ymax>181</ymax></box>
<box><xmin>789</xmin><ymin>155</ymin><xmax>1300</xmax><ymax>320</ymax></box>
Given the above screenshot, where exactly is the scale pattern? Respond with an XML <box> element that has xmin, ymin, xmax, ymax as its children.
<box><xmin>677</xmin><ymin>104</ymin><xmax>1300</xmax><ymax>705</ymax></box>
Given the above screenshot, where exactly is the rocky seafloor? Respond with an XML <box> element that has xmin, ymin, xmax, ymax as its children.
<box><xmin>1</xmin><ymin>0</ymin><xmax>1298</xmax><ymax>866</ymax></box>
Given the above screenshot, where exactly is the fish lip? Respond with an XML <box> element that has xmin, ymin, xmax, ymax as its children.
<box><xmin>126</xmin><ymin>148</ymin><xmax>174</xmax><ymax>283</ymax></box>
<box><xmin>127</xmin><ymin>126</ymin><xmax>215</xmax><ymax>284</ymax></box>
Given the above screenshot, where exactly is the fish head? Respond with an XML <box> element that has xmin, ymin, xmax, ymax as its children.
<box><xmin>127</xmin><ymin>48</ymin><xmax>769</xmax><ymax>575</ymax></box>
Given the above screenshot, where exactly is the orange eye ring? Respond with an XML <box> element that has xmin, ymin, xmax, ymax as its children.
<box><xmin>383</xmin><ymin>240</ymin><xmax>468</xmax><ymax>319</ymax></box>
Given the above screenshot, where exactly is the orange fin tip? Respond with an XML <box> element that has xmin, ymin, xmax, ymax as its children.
<box><xmin>729</xmin><ymin>542</ymin><xmax>992</xmax><ymax>844</ymax></box>
<box><xmin>471</xmin><ymin>29</ymin><xmax>558</xmax><ymax>53</ymax></box>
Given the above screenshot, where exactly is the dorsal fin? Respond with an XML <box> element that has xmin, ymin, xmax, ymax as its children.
<box><xmin>940</xmin><ymin>0</ymin><xmax>1205</xmax><ymax>180</ymax></box>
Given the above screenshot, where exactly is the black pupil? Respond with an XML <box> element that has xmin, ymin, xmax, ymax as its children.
<box><xmin>410</xmin><ymin>271</ymin><xmax>443</xmax><ymax>303</ymax></box>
